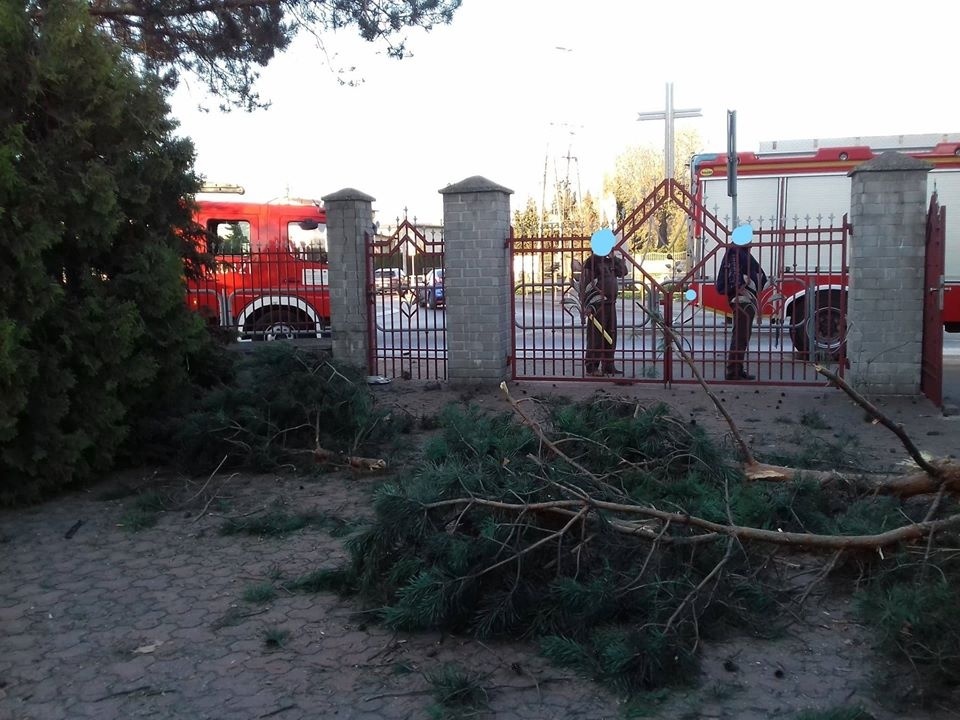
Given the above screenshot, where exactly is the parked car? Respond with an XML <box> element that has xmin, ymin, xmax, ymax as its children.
<box><xmin>412</xmin><ymin>268</ymin><xmax>434</xmax><ymax>287</ymax></box>
<box><xmin>374</xmin><ymin>268</ymin><xmax>406</xmax><ymax>294</ymax></box>
<box><xmin>415</xmin><ymin>268</ymin><xmax>445</xmax><ymax>308</ymax></box>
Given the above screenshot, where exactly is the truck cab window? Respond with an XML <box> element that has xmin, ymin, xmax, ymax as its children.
<box><xmin>288</xmin><ymin>221</ymin><xmax>328</xmax><ymax>262</ymax></box>
<box><xmin>208</xmin><ymin>220</ymin><xmax>252</xmax><ymax>254</ymax></box>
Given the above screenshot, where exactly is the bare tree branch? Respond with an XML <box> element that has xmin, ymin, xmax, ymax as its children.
<box><xmin>425</xmin><ymin>496</ymin><xmax>960</xmax><ymax>550</ymax></box>
<box><xmin>815</xmin><ymin>364</ymin><xmax>944</xmax><ymax>478</ymax></box>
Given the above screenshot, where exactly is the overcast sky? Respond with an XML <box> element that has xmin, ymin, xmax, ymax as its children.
<box><xmin>171</xmin><ymin>0</ymin><xmax>960</xmax><ymax>226</ymax></box>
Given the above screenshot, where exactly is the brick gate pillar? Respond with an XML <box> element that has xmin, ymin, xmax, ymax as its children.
<box><xmin>847</xmin><ymin>152</ymin><xmax>933</xmax><ymax>394</ymax></box>
<box><xmin>439</xmin><ymin>176</ymin><xmax>514</xmax><ymax>385</ymax></box>
<box><xmin>321</xmin><ymin>188</ymin><xmax>376</xmax><ymax>370</ymax></box>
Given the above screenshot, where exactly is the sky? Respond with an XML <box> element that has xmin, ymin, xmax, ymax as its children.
<box><xmin>170</xmin><ymin>0</ymin><xmax>960</xmax><ymax>227</ymax></box>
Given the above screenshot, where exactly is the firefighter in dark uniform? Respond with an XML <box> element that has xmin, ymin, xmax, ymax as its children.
<box><xmin>581</xmin><ymin>250</ymin><xmax>628</xmax><ymax>376</ymax></box>
<box><xmin>717</xmin><ymin>236</ymin><xmax>767</xmax><ymax>380</ymax></box>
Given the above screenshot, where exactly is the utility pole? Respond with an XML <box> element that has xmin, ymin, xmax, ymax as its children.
<box><xmin>547</xmin><ymin>121</ymin><xmax>581</xmax><ymax>235</ymax></box>
<box><xmin>637</xmin><ymin>82</ymin><xmax>702</xmax><ymax>245</ymax></box>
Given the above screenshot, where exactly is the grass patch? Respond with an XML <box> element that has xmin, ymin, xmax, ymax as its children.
<box><xmin>858</xmin><ymin>567</ymin><xmax>960</xmax><ymax>694</ymax></box>
<box><xmin>242</xmin><ymin>582</ymin><xmax>277</xmax><ymax>604</ymax></box>
<box><xmin>220</xmin><ymin>509</ymin><xmax>361</xmax><ymax>538</ymax></box>
<box><xmin>761</xmin><ymin>428</ymin><xmax>860</xmax><ymax>471</ymax></box>
<box><xmin>119</xmin><ymin>491</ymin><xmax>168</xmax><ymax>531</ymax></box>
<box><xmin>425</xmin><ymin>664</ymin><xmax>488</xmax><ymax>719</ymax></box>
<box><xmin>799</xmin><ymin>410</ymin><xmax>831</xmax><ymax>430</ymax></box>
<box><xmin>262</xmin><ymin>626</ymin><xmax>290</xmax><ymax>650</ymax></box>
<box><xmin>541</xmin><ymin>627</ymin><xmax>697</xmax><ymax>695</ymax></box>
<box><xmin>619</xmin><ymin>688</ymin><xmax>678</xmax><ymax>718</ymax></box>
<box><xmin>706</xmin><ymin>679</ymin><xmax>743</xmax><ymax>700</ymax></box>
<box><xmin>288</xmin><ymin>568</ymin><xmax>356</xmax><ymax>595</ymax></box>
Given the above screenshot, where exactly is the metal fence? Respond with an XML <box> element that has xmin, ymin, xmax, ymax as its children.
<box><xmin>510</xmin><ymin>216</ymin><xmax>849</xmax><ymax>385</ymax></box>
<box><xmin>366</xmin><ymin>218</ymin><xmax>446</xmax><ymax>380</ymax></box>
<box><xmin>185</xmin><ymin>250</ymin><xmax>331</xmax><ymax>341</ymax></box>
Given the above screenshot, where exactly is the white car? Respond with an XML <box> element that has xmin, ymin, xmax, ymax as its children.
<box><xmin>373</xmin><ymin>268</ymin><xmax>406</xmax><ymax>294</ymax></box>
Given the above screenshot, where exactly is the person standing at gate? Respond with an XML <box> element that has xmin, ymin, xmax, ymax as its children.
<box><xmin>581</xmin><ymin>229</ymin><xmax>628</xmax><ymax>377</ymax></box>
<box><xmin>716</xmin><ymin>225</ymin><xmax>767</xmax><ymax>380</ymax></box>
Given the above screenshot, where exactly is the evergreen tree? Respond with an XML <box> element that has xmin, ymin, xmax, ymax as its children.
<box><xmin>0</xmin><ymin>1</ymin><xmax>217</xmax><ymax>503</ymax></box>
<box><xmin>220</xmin><ymin>222</ymin><xmax>250</xmax><ymax>253</ymax></box>
<box><xmin>511</xmin><ymin>197</ymin><xmax>542</xmax><ymax>238</ymax></box>
<box><xmin>71</xmin><ymin>0</ymin><xmax>463</xmax><ymax>109</ymax></box>
<box><xmin>573</xmin><ymin>191</ymin><xmax>602</xmax><ymax>236</ymax></box>
<box><xmin>603</xmin><ymin>129</ymin><xmax>702</xmax><ymax>252</ymax></box>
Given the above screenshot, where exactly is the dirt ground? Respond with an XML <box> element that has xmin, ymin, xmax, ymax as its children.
<box><xmin>1</xmin><ymin>377</ymin><xmax>958</xmax><ymax>720</ymax></box>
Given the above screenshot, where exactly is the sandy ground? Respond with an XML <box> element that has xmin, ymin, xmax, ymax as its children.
<box><xmin>1</xmin><ymin>377</ymin><xmax>958</xmax><ymax>720</ymax></box>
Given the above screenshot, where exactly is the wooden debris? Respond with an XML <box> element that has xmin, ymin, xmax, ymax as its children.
<box><xmin>314</xmin><ymin>447</ymin><xmax>386</xmax><ymax>472</ymax></box>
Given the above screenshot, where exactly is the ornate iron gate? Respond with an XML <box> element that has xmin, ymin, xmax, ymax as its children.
<box><xmin>511</xmin><ymin>179</ymin><xmax>849</xmax><ymax>385</ymax></box>
<box><xmin>366</xmin><ymin>216</ymin><xmax>446</xmax><ymax>380</ymax></box>
<box><xmin>922</xmin><ymin>192</ymin><xmax>946</xmax><ymax>407</ymax></box>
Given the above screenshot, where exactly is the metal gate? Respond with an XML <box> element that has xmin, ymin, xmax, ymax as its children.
<box><xmin>366</xmin><ymin>216</ymin><xmax>446</xmax><ymax>380</ymax></box>
<box><xmin>922</xmin><ymin>192</ymin><xmax>946</xmax><ymax>407</ymax></box>
<box><xmin>511</xmin><ymin>179</ymin><xmax>849</xmax><ymax>384</ymax></box>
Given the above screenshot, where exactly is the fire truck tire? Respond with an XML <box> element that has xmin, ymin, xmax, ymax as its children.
<box><xmin>789</xmin><ymin>289</ymin><xmax>846</xmax><ymax>360</ymax></box>
<box><xmin>250</xmin><ymin>308</ymin><xmax>313</xmax><ymax>341</ymax></box>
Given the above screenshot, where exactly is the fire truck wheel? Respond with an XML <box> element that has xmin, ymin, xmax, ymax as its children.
<box><xmin>790</xmin><ymin>289</ymin><xmax>846</xmax><ymax>360</ymax></box>
<box><xmin>251</xmin><ymin>309</ymin><xmax>309</xmax><ymax>341</ymax></box>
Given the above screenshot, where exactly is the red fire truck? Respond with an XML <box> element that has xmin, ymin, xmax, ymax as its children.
<box><xmin>186</xmin><ymin>199</ymin><xmax>330</xmax><ymax>340</ymax></box>
<box><xmin>689</xmin><ymin>134</ymin><xmax>960</xmax><ymax>353</ymax></box>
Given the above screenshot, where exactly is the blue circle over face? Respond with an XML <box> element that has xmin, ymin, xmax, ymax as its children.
<box><xmin>732</xmin><ymin>224</ymin><xmax>753</xmax><ymax>246</ymax></box>
<box><xmin>591</xmin><ymin>228</ymin><xmax>616</xmax><ymax>256</ymax></box>
<box><xmin>684</xmin><ymin>288</ymin><xmax>698</xmax><ymax>302</ymax></box>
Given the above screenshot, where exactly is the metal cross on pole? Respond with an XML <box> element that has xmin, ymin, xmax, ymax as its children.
<box><xmin>636</xmin><ymin>82</ymin><xmax>702</xmax><ymax>180</ymax></box>
<box><xmin>637</xmin><ymin>82</ymin><xmax>701</xmax><ymax>245</ymax></box>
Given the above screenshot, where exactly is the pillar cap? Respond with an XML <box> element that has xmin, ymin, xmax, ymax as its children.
<box><xmin>322</xmin><ymin>188</ymin><xmax>376</xmax><ymax>203</ymax></box>
<box><xmin>439</xmin><ymin>176</ymin><xmax>513</xmax><ymax>195</ymax></box>
<box><xmin>848</xmin><ymin>150</ymin><xmax>934</xmax><ymax>176</ymax></box>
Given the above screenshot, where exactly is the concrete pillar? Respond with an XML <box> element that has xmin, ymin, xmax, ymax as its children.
<box><xmin>439</xmin><ymin>176</ymin><xmax>514</xmax><ymax>384</ymax></box>
<box><xmin>847</xmin><ymin>152</ymin><xmax>932</xmax><ymax>394</ymax></box>
<box><xmin>321</xmin><ymin>188</ymin><xmax>375</xmax><ymax>370</ymax></box>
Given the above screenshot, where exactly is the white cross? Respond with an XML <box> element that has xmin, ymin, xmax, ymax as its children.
<box><xmin>637</xmin><ymin>82</ymin><xmax>702</xmax><ymax>180</ymax></box>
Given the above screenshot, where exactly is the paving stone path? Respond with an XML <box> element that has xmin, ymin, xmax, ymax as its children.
<box><xmin>2</xmin><ymin>382</ymin><xmax>958</xmax><ymax>720</ymax></box>
<box><xmin>0</xmin><ymin>472</ymin><xmax>624</xmax><ymax>720</ymax></box>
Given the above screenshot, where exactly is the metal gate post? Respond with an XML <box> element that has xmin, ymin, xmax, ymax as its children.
<box><xmin>921</xmin><ymin>195</ymin><xmax>946</xmax><ymax>407</ymax></box>
<box><xmin>663</xmin><ymin>289</ymin><xmax>674</xmax><ymax>383</ymax></box>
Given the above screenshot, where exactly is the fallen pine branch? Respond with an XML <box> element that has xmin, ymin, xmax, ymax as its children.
<box><xmin>632</xmin><ymin>301</ymin><xmax>756</xmax><ymax>465</ymax></box>
<box><xmin>424</xmin><ymin>496</ymin><xmax>960</xmax><ymax>550</ymax></box>
<box><xmin>631</xmin><ymin>296</ymin><xmax>953</xmax><ymax>492</ymax></box>
<box><xmin>743</xmin><ymin>461</ymin><xmax>960</xmax><ymax>497</ymax></box>
<box><xmin>499</xmin><ymin>382</ymin><xmax>619</xmax><ymax>499</ymax></box>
